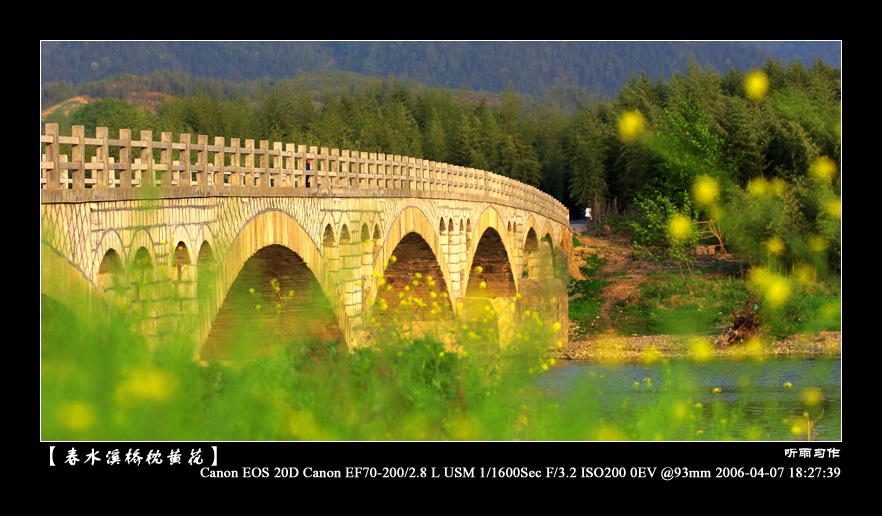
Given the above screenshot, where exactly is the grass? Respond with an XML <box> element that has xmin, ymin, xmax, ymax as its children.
<box><xmin>569</xmin><ymin>250</ymin><xmax>841</xmax><ymax>340</ymax></box>
<box><xmin>567</xmin><ymin>252</ymin><xmax>608</xmax><ymax>338</ymax></box>
<box><xmin>41</xmin><ymin>255</ymin><xmax>840</xmax><ymax>441</ymax></box>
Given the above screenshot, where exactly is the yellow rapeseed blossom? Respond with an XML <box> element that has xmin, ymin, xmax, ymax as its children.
<box><xmin>59</xmin><ymin>401</ymin><xmax>95</xmax><ymax>431</ymax></box>
<box><xmin>770</xmin><ymin>178</ymin><xmax>788</xmax><ymax>196</ymax></box>
<box><xmin>693</xmin><ymin>175</ymin><xmax>720</xmax><ymax>206</ymax></box>
<box><xmin>783</xmin><ymin>381</ymin><xmax>793</xmax><ymax>389</ymax></box>
<box><xmin>618</xmin><ymin>110</ymin><xmax>647</xmax><ymax>144</ymax></box>
<box><xmin>667</xmin><ymin>214</ymin><xmax>693</xmax><ymax>243</ymax></box>
<box><xmin>744</xmin><ymin>70</ymin><xmax>769</xmax><ymax>101</ymax></box>
<box><xmin>115</xmin><ymin>366</ymin><xmax>177</xmax><ymax>403</ymax></box>
<box><xmin>688</xmin><ymin>337</ymin><xmax>714</xmax><ymax>361</ymax></box>
<box><xmin>287</xmin><ymin>410</ymin><xmax>327</xmax><ymax>440</ymax></box>
<box><xmin>826</xmin><ymin>198</ymin><xmax>841</xmax><ymax>219</ymax></box>
<box><xmin>389</xmin><ymin>255</ymin><xmax>397</xmax><ymax>265</ymax></box>
<box><xmin>802</xmin><ymin>387</ymin><xmax>824</xmax><ymax>406</ymax></box>
<box><xmin>747</xmin><ymin>177</ymin><xmax>769</xmax><ymax>196</ymax></box>
<box><xmin>673</xmin><ymin>401</ymin><xmax>689</xmax><ymax>421</ymax></box>
<box><xmin>473</xmin><ymin>265</ymin><xmax>483</xmax><ymax>274</ymax></box>
<box><xmin>595</xmin><ymin>424</ymin><xmax>627</xmax><ymax>441</ymax></box>
<box><xmin>765</xmin><ymin>236</ymin><xmax>786</xmax><ymax>256</ymax></box>
<box><xmin>551</xmin><ymin>321</ymin><xmax>562</xmax><ymax>333</ymax></box>
<box><xmin>810</xmin><ymin>156</ymin><xmax>838</xmax><ymax>183</ymax></box>
<box><xmin>808</xmin><ymin>235</ymin><xmax>827</xmax><ymax>253</ymax></box>
<box><xmin>792</xmin><ymin>263</ymin><xmax>817</xmax><ymax>284</ymax></box>
<box><xmin>712</xmin><ymin>387</ymin><xmax>722</xmax><ymax>393</ymax></box>
<box><xmin>749</xmin><ymin>267</ymin><xmax>791</xmax><ymax>309</ymax></box>
<box><xmin>764</xmin><ymin>276</ymin><xmax>791</xmax><ymax>309</ymax></box>
<box><xmin>479</xmin><ymin>281</ymin><xmax>487</xmax><ymax>289</ymax></box>
<box><xmin>641</xmin><ymin>346</ymin><xmax>662</xmax><ymax>364</ymax></box>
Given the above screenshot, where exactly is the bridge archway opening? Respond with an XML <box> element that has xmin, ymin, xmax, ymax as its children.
<box><xmin>130</xmin><ymin>247</ymin><xmax>154</xmax><ymax>302</ymax></box>
<box><xmin>199</xmin><ymin>244</ymin><xmax>341</xmax><ymax>361</ymax></box>
<box><xmin>174</xmin><ymin>242</ymin><xmax>191</xmax><ymax>281</ymax></box>
<box><xmin>97</xmin><ymin>249</ymin><xmax>126</xmax><ymax>299</ymax></box>
<box><xmin>466</xmin><ymin>228</ymin><xmax>515</xmax><ymax>298</ymax></box>
<box><xmin>371</xmin><ymin>232</ymin><xmax>452</xmax><ymax>342</ymax></box>
<box><xmin>323</xmin><ymin>225</ymin><xmax>335</xmax><ymax>247</ymax></box>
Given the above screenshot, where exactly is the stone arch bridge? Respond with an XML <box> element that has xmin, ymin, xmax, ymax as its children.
<box><xmin>40</xmin><ymin>124</ymin><xmax>572</xmax><ymax>360</ymax></box>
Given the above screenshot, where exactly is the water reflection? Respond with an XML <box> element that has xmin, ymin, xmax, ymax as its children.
<box><xmin>536</xmin><ymin>356</ymin><xmax>841</xmax><ymax>441</ymax></box>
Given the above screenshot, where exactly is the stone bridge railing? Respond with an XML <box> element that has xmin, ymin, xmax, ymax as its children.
<box><xmin>40</xmin><ymin>124</ymin><xmax>569</xmax><ymax>224</ymax></box>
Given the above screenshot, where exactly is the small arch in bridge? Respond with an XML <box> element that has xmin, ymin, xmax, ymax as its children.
<box><xmin>459</xmin><ymin>220</ymin><xmax>464</xmax><ymax>233</ymax></box>
<box><xmin>196</xmin><ymin>241</ymin><xmax>217</xmax><ymax>315</ymax></box>
<box><xmin>323</xmin><ymin>224</ymin><xmax>335</xmax><ymax>247</ymax></box>
<box><xmin>439</xmin><ymin>218</ymin><xmax>446</xmax><ymax>234</ymax></box>
<box><xmin>174</xmin><ymin>242</ymin><xmax>191</xmax><ymax>281</ymax></box>
<box><xmin>98</xmin><ymin>249</ymin><xmax>124</xmax><ymax>274</ymax></box>
<box><xmin>465</xmin><ymin>219</ymin><xmax>472</xmax><ymax>249</ymax></box>
<box><xmin>340</xmin><ymin>225</ymin><xmax>351</xmax><ymax>245</ymax></box>
<box><xmin>131</xmin><ymin>247</ymin><xmax>153</xmax><ymax>301</ymax></box>
<box><xmin>360</xmin><ymin>223</ymin><xmax>370</xmax><ymax>244</ymax></box>
<box><xmin>97</xmin><ymin>249</ymin><xmax>126</xmax><ymax>297</ymax></box>
<box><xmin>507</xmin><ymin>221</ymin><xmax>512</xmax><ymax>233</ymax></box>
<box><xmin>448</xmin><ymin>218</ymin><xmax>454</xmax><ymax>233</ymax></box>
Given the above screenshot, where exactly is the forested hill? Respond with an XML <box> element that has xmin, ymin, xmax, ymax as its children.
<box><xmin>40</xmin><ymin>41</ymin><xmax>841</xmax><ymax>100</ymax></box>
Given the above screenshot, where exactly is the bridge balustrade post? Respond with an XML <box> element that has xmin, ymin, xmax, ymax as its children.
<box><xmin>118</xmin><ymin>129</ymin><xmax>132</xmax><ymax>188</ymax></box>
<box><xmin>308</xmin><ymin>146</ymin><xmax>321</xmax><ymax>189</ymax></box>
<box><xmin>369</xmin><ymin>153</ymin><xmax>379</xmax><ymax>189</ymax></box>
<box><xmin>213</xmin><ymin>136</ymin><xmax>225</xmax><ymax>187</ymax></box>
<box><xmin>272</xmin><ymin>142</ymin><xmax>283</xmax><ymax>187</ymax></box>
<box><xmin>284</xmin><ymin>143</ymin><xmax>296</xmax><ymax>188</ymax></box>
<box><xmin>229</xmin><ymin>138</ymin><xmax>241</xmax><ymax>186</ymax></box>
<box><xmin>139</xmin><ymin>130</ymin><xmax>154</xmax><ymax>187</ymax></box>
<box><xmin>179</xmin><ymin>133</ymin><xmax>192</xmax><ymax>186</ymax></box>
<box><xmin>71</xmin><ymin>125</ymin><xmax>85</xmax><ymax>190</ymax></box>
<box><xmin>93</xmin><ymin>127</ymin><xmax>110</xmax><ymax>189</ymax></box>
<box><xmin>159</xmin><ymin>132</ymin><xmax>173</xmax><ymax>187</ymax></box>
<box><xmin>341</xmin><ymin>150</ymin><xmax>352</xmax><ymax>188</ymax></box>
<box><xmin>258</xmin><ymin>140</ymin><xmax>270</xmax><ymax>187</ymax></box>
<box><xmin>196</xmin><ymin>134</ymin><xmax>209</xmax><ymax>186</ymax></box>
<box><xmin>41</xmin><ymin>123</ymin><xmax>59</xmax><ymax>189</ymax></box>
<box><xmin>320</xmin><ymin>147</ymin><xmax>331</xmax><ymax>188</ymax></box>
<box><xmin>243</xmin><ymin>139</ymin><xmax>255</xmax><ymax>186</ymax></box>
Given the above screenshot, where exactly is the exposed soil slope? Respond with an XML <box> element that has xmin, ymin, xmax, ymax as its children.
<box><xmin>556</xmin><ymin>232</ymin><xmax>841</xmax><ymax>361</ymax></box>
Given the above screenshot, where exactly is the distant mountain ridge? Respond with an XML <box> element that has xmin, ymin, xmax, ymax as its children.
<box><xmin>40</xmin><ymin>41</ymin><xmax>841</xmax><ymax>99</ymax></box>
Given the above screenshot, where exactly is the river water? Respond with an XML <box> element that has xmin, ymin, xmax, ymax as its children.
<box><xmin>535</xmin><ymin>356</ymin><xmax>841</xmax><ymax>441</ymax></box>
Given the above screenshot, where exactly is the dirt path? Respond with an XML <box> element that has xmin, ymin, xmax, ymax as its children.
<box><xmin>557</xmin><ymin>232</ymin><xmax>841</xmax><ymax>361</ymax></box>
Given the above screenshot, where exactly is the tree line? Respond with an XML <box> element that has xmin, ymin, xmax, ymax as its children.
<box><xmin>42</xmin><ymin>57</ymin><xmax>841</xmax><ymax>281</ymax></box>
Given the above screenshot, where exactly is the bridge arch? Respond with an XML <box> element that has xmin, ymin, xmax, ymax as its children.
<box><xmin>464</xmin><ymin>205</ymin><xmax>517</xmax><ymax>297</ymax></box>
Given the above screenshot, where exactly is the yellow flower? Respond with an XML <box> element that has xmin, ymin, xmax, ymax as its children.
<box><xmin>58</xmin><ymin>401</ymin><xmax>95</xmax><ymax>431</ymax></box>
<box><xmin>618</xmin><ymin>110</ymin><xmax>646</xmax><ymax>143</ymax></box>
<box><xmin>667</xmin><ymin>214</ymin><xmax>693</xmax><ymax>243</ymax></box>
<box><xmin>810</xmin><ymin>156</ymin><xmax>838</xmax><ymax>183</ymax></box>
<box><xmin>712</xmin><ymin>387</ymin><xmax>722</xmax><ymax>393</ymax></box>
<box><xmin>783</xmin><ymin>381</ymin><xmax>793</xmax><ymax>389</ymax></box>
<box><xmin>693</xmin><ymin>175</ymin><xmax>719</xmax><ymax>206</ymax></box>
<box><xmin>744</xmin><ymin>70</ymin><xmax>769</xmax><ymax>101</ymax></box>
<box><xmin>765</xmin><ymin>236</ymin><xmax>786</xmax><ymax>256</ymax></box>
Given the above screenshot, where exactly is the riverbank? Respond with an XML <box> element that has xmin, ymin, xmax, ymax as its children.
<box><xmin>548</xmin><ymin>331</ymin><xmax>841</xmax><ymax>362</ymax></box>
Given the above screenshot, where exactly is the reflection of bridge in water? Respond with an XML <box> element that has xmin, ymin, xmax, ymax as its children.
<box><xmin>40</xmin><ymin>124</ymin><xmax>572</xmax><ymax>360</ymax></box>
